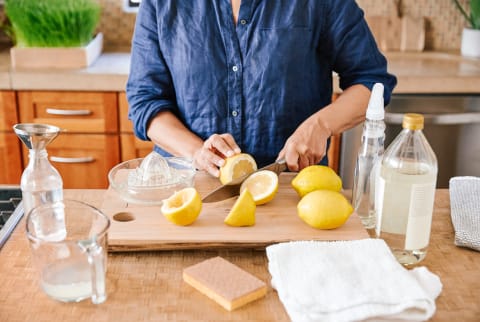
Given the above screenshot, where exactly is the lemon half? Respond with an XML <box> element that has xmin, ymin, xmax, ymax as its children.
<box><xmin>224</xmin><ymin>189</ymin><xmax>256</xmax><ymax>227</ymax></box>
<box><xmin>240</xmin><ymin>170</ymin><xmax>279</xmax><ymax>205</ymax></box>
<box><xmin>219</xmin><ymin>153</ymin><xmax>257</xmax><ymax>185</ymax></box>
<box><xmin>297</xmin><ymin>190</ymin><xmax>353</xmax><ymax>229</ymax></box>
<box><xmin>161</xmin><ymin>187</ymin><xmax>202</xmax><ymax>226</ymax></box>
<box><xmin>291</xmin><ymin>165</ymin><xmax>342</xmax><ymax>197</ymax></box>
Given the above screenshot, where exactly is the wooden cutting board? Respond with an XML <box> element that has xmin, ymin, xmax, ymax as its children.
<box><xmin>101</xmin><ymin>172</ymin><xmax>369</xmax><ymax>252</ymax></box>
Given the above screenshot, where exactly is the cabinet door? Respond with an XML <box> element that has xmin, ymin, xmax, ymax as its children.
<box><xmin>119</xmin><ymin>92</ymin><xmax>154</xmax><ymax>161</ymax></box>
<box><xmin>0</xmin><ymin>91</ymin><xmax>22</xmax><ymax>184</ymax></box>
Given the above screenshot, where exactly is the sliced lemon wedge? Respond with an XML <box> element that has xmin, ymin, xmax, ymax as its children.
<box><xmin>240</xmin><ymin>170</ymin><xmax>279</xmax><ymax>205</ymax></box>
<box><xmin>161</xmin><ymin>187</ymin><xmax>202</xmax><ymax>226</ymax></box>
<box><xmin>219</xmin><ymin>153</ymin><xmax>257</xmax><ymax>185</ymax></box>
<box><xmin>224</xmin><ymin>189</ymin><xmax>256</xmax><ymax>227</ymax></box>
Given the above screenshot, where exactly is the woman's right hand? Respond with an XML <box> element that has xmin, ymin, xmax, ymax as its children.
<box><xmin>192</xmin><ymin>133</ymin><xmax>241</xmax><ymax>177</ymax></box>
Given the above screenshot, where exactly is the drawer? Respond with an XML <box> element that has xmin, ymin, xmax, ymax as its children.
<box><xmin>18</xmin><ymin>91</ymin><xmax>118</xmax><ymax>133</ymax></box>
<box><xmin>0</xmin><ymin>91</ymin><xmax>18</xmax><ymax>132</ymax></box>
<box><xmin>21</xmin><ymin>133</ymin><xmax>120</xmax><ymax>189</ymax></box>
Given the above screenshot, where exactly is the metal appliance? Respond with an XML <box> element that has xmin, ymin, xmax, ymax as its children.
<box><xmin>340</xmin><ymin>94</ymin><xmax>480</xmax><ymax>189</ymax></box>
<box><xmin>0</xmin><ymin>186</ymin><xmax>23</xmax><ymax>249</ymax></box>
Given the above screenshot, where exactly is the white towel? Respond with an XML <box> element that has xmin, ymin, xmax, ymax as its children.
<box><xmin>449</xmin><ymin>176</ymin><xmax>480</xmax><ymax>251</ymax></box>
<box><xmin>266</xmin><ymin>239</ymin><xmax>442</xmax><ymax>322</ymax></box>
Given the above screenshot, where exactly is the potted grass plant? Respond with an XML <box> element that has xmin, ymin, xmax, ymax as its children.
<box><xmin>4</xmin><ymin>0</ymin><xmax>103</xmax><ymax>68</ymax></box>
<box><xmin>452</xmin><ymin>0</ymin><xmax>480</xmax><ymax>57</ymax></box>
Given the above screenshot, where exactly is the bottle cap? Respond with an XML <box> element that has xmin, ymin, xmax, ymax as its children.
<box><xmin>402</xmin><ymin>113</ymin><xmax>424</xmax><ymax>130</ymax></box>
<box><xmin>366</xmin><ymin>83</ymin><xmax>384</xmax><ymax>120</ymax></box>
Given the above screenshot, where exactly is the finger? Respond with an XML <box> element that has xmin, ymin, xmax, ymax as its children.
<box><xmin>203</xmin><ymin>147</ymin><xmax>225</xmax><ymax>168</ymax></box>
<box><xmin>284</xmin><ymin>146</ymin><xmax>300</xmax><ymax>172</ymax></box>
<box><xmin>298</xmin><ymin>154</ymin><xmax>310</xmax><ymax>170</ymax></box>
<box><xmin>220</xmin><ymin>133</ymin><xmax>241</xmax><ymax>154</ymax></box>
<box><xmin>193</xmin><ymin>146</ymin><xmax>224</xmax><ymax>174</ymax></box>
<box><xmin>205</xmin><ymin>162</ymin><xmax>220</xmax><ymax>177</ymax></box>
<box><xmin>207</xmin><ymin>134</ymin><xmax>236</xmax><ymax>158</ymax></box>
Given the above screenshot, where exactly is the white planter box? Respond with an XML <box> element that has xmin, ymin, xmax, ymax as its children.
<box><xmin>10</xmin><ymin>33</ymin><xmax>103</xmax><ymax>69</ymax></box>
<box><xmin>461</xmin><ymin>28</ymin><xmax>480</xmax><ymax>58</ymax></box>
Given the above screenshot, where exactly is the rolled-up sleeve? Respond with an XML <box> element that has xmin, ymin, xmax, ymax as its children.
<box><xmin>325</xmin><ymin>0</ymin><xmax>397</xmax><ymax>105</ymax></box>
<box><xmin>126</xmin><ymin>0</ymin><xmax>178</xmax><ymax>141</ymax></box>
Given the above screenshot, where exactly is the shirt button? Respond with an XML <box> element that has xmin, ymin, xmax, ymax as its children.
<box><xmin>232</xmin><ymin>65</ymin><xmax>238</xmax><ymax>72</ymax></box>
<box><xmin>232</xmin><ymin>111</ymin><xmax>238</xmax><ymax>117</ymax></box>
<box><xmin>240</xmin><ymin>19</ymin><xmax>247</xmax><ymax>25</ymax></box>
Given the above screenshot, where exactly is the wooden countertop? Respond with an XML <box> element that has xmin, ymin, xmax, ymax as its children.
<box><xmin>0</xmin><ymin>189</ymin><xmax>478</xmax><ymax>321</ymax></box>
<box><xmin>1</xmin><ymin>49</ymin><xmax>480</xmax><ymax>93</ymax></box>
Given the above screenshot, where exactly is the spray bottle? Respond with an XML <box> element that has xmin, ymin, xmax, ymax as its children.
<box><xmin>351</xmin><ymin>83</ymin><xmax>386</xmax><ymax>230</ymax></box>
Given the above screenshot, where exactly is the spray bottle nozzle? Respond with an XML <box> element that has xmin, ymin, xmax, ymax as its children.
<box><xmin>366</xmin><ymin>83</ymin><xmax>384</xmax><ymax>121</ymax></box>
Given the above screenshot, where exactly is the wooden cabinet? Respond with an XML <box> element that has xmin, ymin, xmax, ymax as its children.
<box><xmin>119</xmin><ymin>92</ymin><xmax>154</xmax><ymax>161</ymax></box>
<box><xmin>17</xmin><ymin>91</ymin><xmax>120</xmax><ymax>188</ymax></box>
<box><xmin>0</xmin><ymin>91</ymin><xmax>22</xmax><ymax>184</ymax></box>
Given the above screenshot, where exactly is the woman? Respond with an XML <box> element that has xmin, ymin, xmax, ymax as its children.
<box><xmin>126</xmin><ymin>0</ymin><xmax>397</xmax><ymax>177</ymax></box>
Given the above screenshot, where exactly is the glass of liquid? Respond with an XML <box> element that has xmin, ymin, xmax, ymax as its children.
<box><xmin>26</xmin><ymin>200</ymin><xmax>110</xmax><ymax>304</ymax></box>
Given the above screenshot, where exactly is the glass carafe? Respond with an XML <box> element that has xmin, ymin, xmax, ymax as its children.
<box><xmin>13</xmin><ymin>124</ymin><xmax>64</xmax><ymax>239</ymax></box>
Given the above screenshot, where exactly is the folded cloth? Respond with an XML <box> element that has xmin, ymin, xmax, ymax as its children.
<box><xmin>449</xmin><ymin>176</ymin><xmax>480</xmax><ymax>251</ymax></box>
<box><xmin>266</xmin><ymin>239</ymin><xmax>442</xmax><ymax>322</ymax></box>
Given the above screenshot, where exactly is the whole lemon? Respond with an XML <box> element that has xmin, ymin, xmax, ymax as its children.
<box><xmin>297</xmin><ymin>190</ymin><xmax>353</xmax><ymax>229</ymax></box>
<box><xmin>291</xmin><ymin>165</ymin><xmax>342</xmax><ymax>197</ymax></box>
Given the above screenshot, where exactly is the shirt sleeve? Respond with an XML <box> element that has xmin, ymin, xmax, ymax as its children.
<box><xmin>324</xmin><ymin>0</ymin><xmax>397</xmax><ymax>105</ymax></box>
<box><xmin>126</xmin><ymin>0</ymin><xmax>178</xmax><ymax>141</ymax></box>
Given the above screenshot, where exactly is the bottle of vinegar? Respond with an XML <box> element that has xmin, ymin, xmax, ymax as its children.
<box><xmin>375</xmin><ymin>113</ymin><xmax>437</xmax><ymax>266</ymax></box>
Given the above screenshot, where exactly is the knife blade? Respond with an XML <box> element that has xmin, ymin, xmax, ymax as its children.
<box><xmin>201</xmin><ymin>158</ymin><xmax>287</xmax><ymax>203</ymax></box>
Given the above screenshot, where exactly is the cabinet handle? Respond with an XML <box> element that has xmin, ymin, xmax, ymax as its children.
<box><xmin>50</xmin><ymin>156</ymin><xmax>95</xmax><ymax>163</ymax></box>
<box><xmin>46</xmin><ymin>108</ymin><xmax>92</xmax><ymax>116</ymax></box>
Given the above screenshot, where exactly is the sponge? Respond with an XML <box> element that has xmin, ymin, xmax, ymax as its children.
<box><xmin>183</xmin><ymin>256</ymin><xmax>267</xmax><ymax>311</ymax></box>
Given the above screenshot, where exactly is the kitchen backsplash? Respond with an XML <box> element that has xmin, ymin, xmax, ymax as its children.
<box><xmin>0</xmin><ymin>0</ymin><xmax>472</xmax><ymax>51</ymax></box>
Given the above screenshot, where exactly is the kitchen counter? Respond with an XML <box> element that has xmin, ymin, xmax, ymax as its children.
<box><xmin>1</xmin><ymin>49</ymin><xmax>480</xmax><ymax>93</ymax></box>
<box><xmin>0</xmin><ymin>48</ymin><xmax>130</xmax><ymax>91</ymax></box>
<box><xmin>0</xmin><ymin>188</ymin><xmax>478</xmax><ymax>321</ymax></box>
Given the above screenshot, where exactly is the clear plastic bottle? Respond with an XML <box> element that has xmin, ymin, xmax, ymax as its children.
<box><xmin>375</xmin><ymin>113</ymin><xmax>437</xmax><ymax>266</ymax></box>
<box><xmin>352</xmin><ymin>83</ymin><xmax>385</xmax><ymax>230</ymax></box>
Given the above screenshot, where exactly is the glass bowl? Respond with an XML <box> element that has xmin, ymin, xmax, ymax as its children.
<box><xmin>108</xmin><ymin>156</ymin><xmax>196</xmax><ymax>205</ymax></box>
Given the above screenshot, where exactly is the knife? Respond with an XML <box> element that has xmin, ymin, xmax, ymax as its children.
<box><xmin>201</xmin><ymin>158</ymin><xmax>287</xmax><ymax>203</ymax></box>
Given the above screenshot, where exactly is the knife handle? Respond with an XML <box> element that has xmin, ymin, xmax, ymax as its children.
<box><xmin>272</xmin><ymin>158</ymin><xmax>287</xmax><ymax>174</ymax></box>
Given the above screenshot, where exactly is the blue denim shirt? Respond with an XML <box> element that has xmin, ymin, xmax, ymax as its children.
<box><xmin>126</xmin><ymin>0</ymin><xmax>397</xmax><ymax>167</ymax></box>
